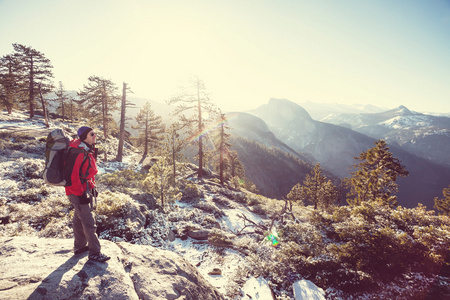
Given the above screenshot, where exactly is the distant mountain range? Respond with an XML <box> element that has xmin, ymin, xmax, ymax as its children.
<box><xmin>321</xmin><ymin>105</ymin><xmax>450</xmax><ymax>167</ymax></box>
<box><xmin>235</xmin><ymin>98</ymin><xmax>450</xmax><ymax>209</ymax></box>
<box><xmin>296</xmin><ymin>100</ymin><xmax>386</xmax><ymax>120</ymax></box>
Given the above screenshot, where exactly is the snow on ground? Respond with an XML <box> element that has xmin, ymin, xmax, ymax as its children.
<box><xmin>0</xmin><ymin>160</ymin><xmax>21</xmax><ymax>199</ymax></box>
<box><xmin>220</xmin><ymin>205</ymin><xmax>266</xmax><ymax>233</ymax></box>
<box><xmin>0</xmin><ymin>110</ymin><xmax>64</xmax><ymax>131</ymax></box>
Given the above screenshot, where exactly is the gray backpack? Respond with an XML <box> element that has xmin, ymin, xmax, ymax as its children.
<box><xmin>43</xmin><ymin>129</ymin><xmax>70</xmax><ymax>186</ymax></box>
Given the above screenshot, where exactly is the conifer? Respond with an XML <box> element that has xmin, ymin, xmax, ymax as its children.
<box><xmin>77</xmin><ymin>76</ymin><xmax>120</xmax><ymax>139</ymax></box>
<box><xmin>227</xmin><ymin>150</ymin><xmax>245</xmax><ymax>180</ymax></box>
<box><xmin>346</xmin><ymin>139</ymin><xmax>409</xmax><ymax>207</ymax></box>
<box><xmin>164</xmin><ymin>122</ymin><xmax>186</xmax><ymax>187</ymax></box>
<box><xmin>286</xmin><ymin>183</ymin><xmax>305</xmax><ymax>206</ymax></box>
<box><xmin>12</xmin><ymin>43</ymin><xmax>54</xmax><ymax>118</ymax></box>
<box><xmin>212</xmin><ymin>113</ymin><xmax>231</xmax><ymax>185</ymax></box>
<box><xmin>167</xmin><ymin>76</ymin><xmax>216</xmax><ymax>178</ymax></box>
<box><xmin>116</xmin><ymin>82</ymin><xmax>134</xmax><ymax>162</ymax></box>
<box><xmin>54</xmin><ymin>81</ymin><xmax>69</xmax><ymax>119</ymax></box>
<box><xmin>0</xmin><ymin>54</ymin><xmax>21</xmax><ymax>114</ymax></box>
<box><xmin>434</xmin><ymin>185</ymin><xmax>450</xmax><ymax>216</ymax></box>
<box><xmin>133</xmin><ymin>102</ymin><xmax>165</xmax><ymax>164</ymax></box>
<box><xmin>288</xmin><ymin>163</ymin><xmax>337</xmax><ymax>210</ymax></box>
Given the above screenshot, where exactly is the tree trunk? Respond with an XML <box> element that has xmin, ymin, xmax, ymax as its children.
<box><xmin>197</xmin><ymin>81</ymin><xmax>203</xmax><ymax>178</ymax></box>
<box><xmin>117</xmin><ymin>82</ymin><xmax>126</xmax><ymax>162</ymax></box>
<box><xmin>28</xmin><ymin>57</ymin><xmax>35</xmax><ymax>118</ymax></box>
<box><xmin>172</xmin><ymin>136</ymin><xmax>176</xmax><ymax>187</ymax></box>
<box><xmin>38</xmin><ymin>83</ymin><xmax>49</xmax><ymax>127</ymax></box>
<box><xmin>101</xmin><ymin>84</ymin><xmax>108</xmax><ymax>162</ymax></box>
<box><xmin>219</xmin><ymin>125</ymin><xmax>224</xmax><ymax>185</ymax></box>
<box><xmin>140</xmin><ymin>121</ymin><xmax>149</xmax><ymax>164</ymax></box>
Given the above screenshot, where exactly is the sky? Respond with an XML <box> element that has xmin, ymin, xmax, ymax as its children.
<box><xmin>1</xmin><ymin>0</ymin><xmax>450</xmax><ymax>113</ymax></box>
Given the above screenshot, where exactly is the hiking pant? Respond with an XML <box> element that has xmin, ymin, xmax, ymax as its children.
<box><xmin>68</xmin><ymin>194</ymin><xmax>101</xmax><ymax>255</ymax></box>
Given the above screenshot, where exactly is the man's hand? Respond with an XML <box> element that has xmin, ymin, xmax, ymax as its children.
<box><xmin>91</xmin><ymin>188</ymin><xmax>99</xmax><ymax>198</ymax></box>
<box><xmin>79</xmin><ymin>191</ymin><xmax>90</xmax><ymax>204</ymax></box>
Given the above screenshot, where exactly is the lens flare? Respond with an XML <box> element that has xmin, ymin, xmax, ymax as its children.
<box><xmin>266</xmin><ymin>232</ymin><xmax>279</xmax><ymax>248</ymax></box>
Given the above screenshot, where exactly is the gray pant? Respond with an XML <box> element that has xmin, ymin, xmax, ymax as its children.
<box><xmin>68</xmin><ymin>194</ymin><xmax>101</xmax><ymax>255</ymax></box>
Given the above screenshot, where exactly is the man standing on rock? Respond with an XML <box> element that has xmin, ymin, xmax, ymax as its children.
<box><xmin>64</xmin><ymin>126</ymin><xmax>110</xmax><ymax>263</ymax></box>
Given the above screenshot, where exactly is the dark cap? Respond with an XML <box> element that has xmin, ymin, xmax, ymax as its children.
<box><xmin>77</xmin><ymin>126</ymin><xmax>93</xmax><ymax>141</ymax></box>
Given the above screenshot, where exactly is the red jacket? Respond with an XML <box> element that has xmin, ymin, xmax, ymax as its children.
<box><xmin>64</xmin><ymin>139</ymin><xmax>98</xmax><ymax>196</ymax></box>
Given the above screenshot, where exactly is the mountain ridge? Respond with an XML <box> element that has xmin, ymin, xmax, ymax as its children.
<box><xmin>247</xmin><ymin>99</ymin><xmax>450</xmax><ymax>208</ymax></box>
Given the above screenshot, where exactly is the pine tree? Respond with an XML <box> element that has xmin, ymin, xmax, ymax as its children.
<box><xmin>66</xmin><ymin>97</ymin><xmax>79</xmax><ymax>122</ymax></box>
<box><xmin>54</xmin><ymin>81</ymin><xmax>69</xmax><ymax>119</ymax></box>
<box><xmin>0</xmin><ymin>54</ymin><xmax>21</xmax><ymax>114</ymax></box>
<box><xmin>12</xmin><ymin>43</ymin><xmax>54</xmax><ymax>118</ymax></box>
<box><xmin>167</xmin><ymin>76</ymin><xmax>216</xmax><ymax>178</ymax></box>
<box><xmin>212</xmin><ymin>113</ymin><xmax>231</xmax><ymax>185</ymax></box>
<box><xmin>78</xmin><ymin>76</ymin><xmax>120</xmax><ymax>139</ymax></box>
<box><xmin>116</xmin><ymin>82</ymin><xmax>134</xmax><ymax>162</ymax></box>
<box><xmin>164</xmin><ymin>122</ymin><xmax>186</xmax><ymax>187</ymax></box>
<box><xmin>133</xmin><ymin>102</ymin><xmax>165</xmax><ymax>164</ymax></box>
<box><xmin>227</xmin><ymin>150</ymin><xmax>245</xmax><ymax>180</ymax></box>
<box><xmin>38</xmin><ymin>82</ymin><xmax>49</xmax><ymax>127</ymax></box>
<box><xmin>142</xmin><ymin>154</ymin><xmax>181</xmax><ymax>211</ymax></box>
<box><xmin>286</xmin><ymin>163</ymin><xmax>338</xmax><ymax>210</ymax></box>
<box><xmin>286</xmin><ymin>183</ymin><xmax>305</xmax><ymax>206</ymax></box>
<box><xmin>322</xmin><ymin>180</ymin><xmax>339</xmax><ymax>210</ymax></box>
<box><xmin>304</xmin><ymin>163</ymin><xmax>327</xmax><ymax>210</ymax></box>
<box><xmin>345</xmin><ymin>139</ymin><xmax>409</xmax><ymax>207</ymax></box>
<box><xmin>434</xmin><ymin>185</ymin><xmax>450</xmax><ymax>216</ymax></box>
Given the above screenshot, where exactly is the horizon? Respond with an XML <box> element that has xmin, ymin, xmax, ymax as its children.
<box><xmin>1</xmin><ymin>0</ymin><xmax>450</xmax><ymax>114</ymax></box>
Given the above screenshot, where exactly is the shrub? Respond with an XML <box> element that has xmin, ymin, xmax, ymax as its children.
<box><xmin>96</xmin><ymin>169</ymin><xmax>146</xmax><ymax>192</ymax></box>
<box><xmin>193</xmin><ymin>200</ymin><xmax>224</xmax><ymax>217</ymax></box>
<box><xmin>96</xmin><ymin>191</ymin><xmax>148</xmax><ymax>243</ymax></box>
<box><xmin>181</xmin><ymin>183</ymin><xmax>202</xmax><ymax>200</ymax></box>
<box><xmin>201</xmin><ymin>214</ymin><xmax>220</xmax><ymax>228</ymax></box>
<box><xmin>0</xmin><ymin>194</ymin><xmax>72</xmax><ymax>237</ymax></box>
<box><xmin>330</xmin><ymin>201</ymin><xmax>450</xmax><ymax>284</ymax></box>
<box><xmin>280</xmin><ymin>221</ymin><xmax>324</xmax><ymax>257</ymax></box>
<box><xmin>7</xmin><ymin>158</ymin><xmax>44</xmax><ymax>181</ymax></box>
<box><xmin>208</xmin><ymin>228</ymin><xmax>234</xmax><ymax>247</ymax></box>
<box><xmin>96</xmin><ymin>191</ymin><xmax>130</xmax><ymax>217</ymax></box>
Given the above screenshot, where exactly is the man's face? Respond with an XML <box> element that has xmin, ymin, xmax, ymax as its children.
<box><xmin>84</xmin><ymin>130</ymin><xmax>96</xmax><ymax>145</ymax></box>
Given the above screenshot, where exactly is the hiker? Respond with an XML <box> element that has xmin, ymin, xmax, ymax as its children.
<box><xmin>64</xmin><ymin>126</ymin><xmax>110</xmax><ymax>262</ymax></box>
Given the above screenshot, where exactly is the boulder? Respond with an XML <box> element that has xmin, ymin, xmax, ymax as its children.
<box><xmin>293</xmin><ymin>280</ymin><xmax>325</xmax><ymax>300</ymax></box>
<box><xmin>241</xmin><ymin>276</ymin><xmax>274</xmax><ymax>299</ymax></box>
<box><xmin>208</xmin><ymin>268</ymin><xmax>222</xmax><ymax>276</ymax></box>
<box><xmin>0</xmin><ymin>236</ymin><xmax>224</xmax><ymax>300</ymax></box>
<box><xmin>186</xmin><ymin>229</ymin><xmax>210</xmax><ymax>240</ymax></box>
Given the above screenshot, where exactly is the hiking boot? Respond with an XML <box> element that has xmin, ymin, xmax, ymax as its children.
<box><xmin>88</xmin><ymin>252</ymin><xmax>111</xmax><ymax>263</ymax></box>
<box><xmin>74</xmin><ymin>245</ymin><xmax>89</xmax><ymax>255</ymax></box>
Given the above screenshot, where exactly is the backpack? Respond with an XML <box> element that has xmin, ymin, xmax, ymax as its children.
<box><xmin>43</xmin><ymin>128</ymin><xmax>70</xmax><ymax>186</ymax></box>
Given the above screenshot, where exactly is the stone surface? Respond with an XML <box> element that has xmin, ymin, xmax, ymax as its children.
<box><xmin>241</xmin><ymin>276</ymin><xmax>274</xmax><ymax>300</ymax></box>
<box><xmin>293</xmin><ymin>280</ymin><xmax>325</xmax><ymax>300</ymax></box>
<box><xmin>0</xmin><ymin>236</ymin><xmax>224</xmax><ymax>300</ymax></box>
<box><xmin>208</xmin><ymin>268</ymin><xmax>222</xmax><ymax>276</ymax></box>
<box><xmin>186</xmin><ymin>229</ymin><xmax>210</xmax><ymax>240</ymax></box>
<box><xmin>117</xmin><ymin>242</ymin><xmax>224</xmax><ymax>300</ymax></box>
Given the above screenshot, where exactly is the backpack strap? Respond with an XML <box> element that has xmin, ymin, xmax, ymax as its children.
<box><xmin>64</xmin><ymin>148</ymin><xmax>89</xmax><ymax>187</ymax></box>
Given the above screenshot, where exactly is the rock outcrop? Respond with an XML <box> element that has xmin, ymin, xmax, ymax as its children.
<box><xmin>0</xmin><ymin>237</ymin><xmax>224</xmax><ymax>300</ymax></box>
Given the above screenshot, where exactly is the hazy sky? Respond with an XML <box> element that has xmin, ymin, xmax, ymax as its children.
<box><xmin>1</xmin><ymin>0</ymin><xmax>450</xmax><ymax>113</ymax></box>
